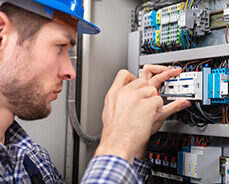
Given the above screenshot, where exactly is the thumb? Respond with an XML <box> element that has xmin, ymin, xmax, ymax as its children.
<box><xmin>159</xmin><ymin>99</ymin><xmax>192</xmax><ymax>122</ymax></box>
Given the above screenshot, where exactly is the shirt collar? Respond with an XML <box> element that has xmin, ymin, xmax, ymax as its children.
<box><xmin>5</xmin><ymin>120</ymin><xmax>33</xmax><ymax>149</ymax></box>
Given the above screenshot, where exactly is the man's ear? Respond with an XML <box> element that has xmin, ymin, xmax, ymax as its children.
<box><xmin>0</xmin><ymin>12</ymin><xmax>12</xmax><ymax>51</ymax></box>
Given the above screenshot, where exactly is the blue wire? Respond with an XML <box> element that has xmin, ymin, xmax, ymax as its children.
<box><xmin>185</xmin><ymin>30</ymin><xmax>196</xmax><ymax>48</ymax></box>
<box><xmin>188</xmin><ymin>0</ymin><xmax>193</xmax><ymax>9</ymax></box>
<box><xmin>180</xmin><ymin>30</ymin><xmax>185</xmax><ymax>49</ymax></box>
<box><xmin>181</xmin><ymin>30</ymin><xmax>189</xmax><ymax>49</ymax></box>
<box><xmin>180</xmin><ymin>31</ymin><xmax>186</xmax><ymax>49</ymax></box>
<box><xmin>150</xmin><ymin>39</ymin><xmax>161</xmax><ymax>50</ymax></box>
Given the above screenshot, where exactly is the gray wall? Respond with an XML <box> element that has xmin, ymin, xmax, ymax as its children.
<box><xmin>18</xmin><ymin>81</ymin><xmax>68</xmax><ymax>177</ymax></box>
<box><xmin>79</xmin><ymin>0</ymin><xmax>138</xmax><ymax>180</ymax></box>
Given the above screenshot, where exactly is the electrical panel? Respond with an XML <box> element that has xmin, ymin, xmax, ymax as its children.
<box><xmin>128</xmin><ymin>0</ymin><xmax>229</xmax><ymax>183</ymax></box>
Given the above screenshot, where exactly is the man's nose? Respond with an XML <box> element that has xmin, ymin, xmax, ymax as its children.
<box><xmin>58</xmin><ymin>57</ymin><xmax>76</xmax><ymax>80</ymax></box>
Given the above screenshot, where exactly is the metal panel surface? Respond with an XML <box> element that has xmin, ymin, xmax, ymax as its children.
<box><xmin>159</xmin><ymin>121</ymin><xmax>229</xmax><ymax>138</ymax></box>
<box><xmin>140</xmin><ymin>44</ymin><xmax>229</xmax><ymax>65</ymax></box>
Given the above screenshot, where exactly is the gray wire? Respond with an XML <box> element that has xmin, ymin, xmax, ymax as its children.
<box><xmin>195</xmin><ymin>102</ymin><xmax>220</xmax><ymax>122</ymax></box>
<box><xmin>68</xmin><ymin>48</ymin><xmax>101</xmax><ymax>144</ymax></box>
<box><xmin>193</xmin><ymin>0</ymin><xmax>201</xmax><ymax>6</ymax></box>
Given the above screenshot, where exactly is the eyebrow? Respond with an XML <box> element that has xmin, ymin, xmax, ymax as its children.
<box><xmin>63</xmin><ymin>33</ymin><xmax>76</xmax><ymax>46</ymax></box>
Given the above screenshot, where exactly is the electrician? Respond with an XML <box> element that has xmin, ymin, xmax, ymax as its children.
<box><xmin>0</xmin><ymin>0</ymin><xmax>191</xmax><ymax>183</ymax></box>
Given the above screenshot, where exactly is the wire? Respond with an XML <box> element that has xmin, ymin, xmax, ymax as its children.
<box><xmin>188</xmin><ymin>0</ymin><xmax>192</xmax><ymax>9</ymax></box>
<box><xmin>226</xmin><ymin>105</ymin><xmax>229</xmax><ymax>124</ymax></box>
<box><xmin>185</xmin><ymin>0</ymin><xmax>189</xmax><ymax>9</ymax></box>
<box><xmin>195</xmin><ymin>102</ymin><xmax>219</xmax><ymax>124</ymax></box>
<box><xmin>222</xmin><ymin>105</ymin><xmax>226</xmax><ymax>124</ymax></box>
<box><xmin>185</xmin><ymin>30</ymin><xmax>196</xmax><ymax>48</ymax></box>
<box><xmin>68</xmin><ymin>50</ymin><xmax>101</xmax><ymax>144</ymax></box>
<box><xmin>172</xmin><ymin>61</ymin><xmax>183</xmax><ymax>67</ymax></box>
<box><xmin>196</xmin><ymin>59</ymin><xmax>214</xmax><ymax>71</ymax></box>
<box><xmin>184</xmin><ymin>31</ymin><xmax>191</xmax><ymax>48</ymax></box>
<box><xmin>182</xmin><ymin>60</ymin><xmax>200</xmax><ymax>72</ymax></box>
<box><xmin>180</xmin><ymin>29</ymin><xmax>189</xmax><ymax>49</ymax></box>
<box><xmin>189</xmin><ymin>0</ymin><xmax>194</xmax><ymax>9</ymax></box>
<box><xmin>226</xmin><ymin>24</ymin><xmax>229</xmax><ymax>44</ymax></box>
<box><xmin>193</xmin><ymin>0</ymin><xmax>201</xmax><ymax>6</ymax></box>
<box><xmin>150</xmin><ymin>39</ymin><xmax>161</xmax><ymax>50</ymax></box>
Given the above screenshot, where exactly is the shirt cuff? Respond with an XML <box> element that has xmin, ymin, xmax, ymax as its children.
<box><xmin>81</xmin><ymin>155</ymin><xmax>143</xmax><ymax>184</ymax></box>
<box><xmin>133</xmin><ymin>158</ymin><xmax>151</xmax><ymax>182</ymax></box>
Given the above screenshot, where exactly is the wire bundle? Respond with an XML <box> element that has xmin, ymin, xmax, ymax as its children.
<box><xmin>185</xmin><ymin>0</ymin><xmax>194</xmax><ymax>9</ymax></box>
<box><xmin>180</xmin><ymin>29</ymin><xmax>196</xmax><ymax>50</ymax></box>
<box><xmin>183</xmin><ymin>102</ymin><xmax>221</xmax><ymax>127</ymax></box>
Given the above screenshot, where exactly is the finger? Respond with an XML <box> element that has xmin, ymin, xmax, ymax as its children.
<box><xmin>138</xmin><ymin>86</ymin><xmax>158</xmax><ymax>98</ymax></box>
<box><xmin>158</xmin><ymin>99</ymin><xmax>192</xmax><ymax>122</ymax></box>
<box><xmin>126</xmin><ymin>78</ymin><xmax>148</xmax><ymax>89</ymax></box>
<box><xmin>148</xmin><ymin>68</ymin><xmax>182</xmax><ymax>89</ymax></box>
<box><xmin>141</xmin><ymin>65</ymin><xmax>170</xmax><ymax>80</ymax></box>
<box><xmin>145</xmin><ymin>96</ymin><xmax>163</xmax><ymax>114</ymax></box>
<box><xmin>150</xmin><ymin>96</ymin><xmax>163</xmax><ymax>119</ymax></box>
<box><xmin>108</xmin><ymin>70</ymin><xmax>137</xmax><ymax>94</ymax></box>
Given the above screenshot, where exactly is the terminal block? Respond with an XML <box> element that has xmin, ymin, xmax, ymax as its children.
<box><xmin>163</xmin><ymin>72</ymin><xmax>203</xmax><ymax>100</ymax></box>
<box><xmin>179</xmin><ymin>9</ymin><xmax>195</xmax><ymax>29</ymax></box>
<box><xmin>179</xmin><ymin>8</ymin><xmax>210</xmax><ymax>36</ymax></box>
<box><xmin>141</xmin><ymin>10</ymin><xmax>160</xmax><ymax>53</ymax></box>
<box><xmin>160</xmin><ymin>3</ymin><xmax>183</xmax><ymax>48</ymax></box>
<box><xmin>194</xmin><ymin>8</ymin><xmax>211</xmax><ymax>36</ymax></box>
<box><xmin>139</xmin><ymin>2</ymin><xmax>211</xmax><ymax>53</ymax></box>
<box><xmin>141</xmin><ymin>11</ymin><xmax>155</xmax><ymax>44</ymax></box>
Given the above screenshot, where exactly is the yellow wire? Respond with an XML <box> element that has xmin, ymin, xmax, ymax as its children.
<box><xmin>190</xmin><ymin>0</ymin><xmax>194</xmax><ymax>9</ymax></box>
<box><xmin>185</xmin><ymin>0</ymin><xmax>189</xmax><ymax>9</ymax></box>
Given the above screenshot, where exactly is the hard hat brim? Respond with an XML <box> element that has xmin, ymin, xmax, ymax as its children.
<box><xmin>76</xmin><ymin>16</ymin><xmax>100</xmax><ymax>35</ymax></box>
<box><xmin>32</xmin><ymin>0</ymin><xmax>100</xmax><ymax>34</ymax></box>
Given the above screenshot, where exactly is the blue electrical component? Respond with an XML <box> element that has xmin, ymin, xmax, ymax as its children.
<box><xmin>208</xmin><ymin>68</ymin><xmax>229</xmax><ymax>104</ymax></box>
<box><xmin>149</xmin><ymin>11</ymin><xmax>160</xmax><ymax>30</ymax></box>
<box><xmin>203</xmin><ymin>68</ymin><xmax>211</xmax><ymax>105</ymax></box>
<box><xmin>178</xmin><ymin>146</ymin><xmax>191</xmax><ymax>176</ymax></box>
<box><xmin>177</xmin><ymin>151</ymin><xmax>183</xmax><ymax>175</ymax></box>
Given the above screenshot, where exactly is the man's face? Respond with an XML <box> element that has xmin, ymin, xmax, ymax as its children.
<box><xmin>0</xmin><ymin>21</ymin><xmax>76</xmax><ymax>120</ymax></box>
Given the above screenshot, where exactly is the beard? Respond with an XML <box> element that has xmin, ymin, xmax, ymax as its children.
<box><xmin>0</xmin><ymin>77</ymin><xmax>51</xmax><ymax>120</ymax></box>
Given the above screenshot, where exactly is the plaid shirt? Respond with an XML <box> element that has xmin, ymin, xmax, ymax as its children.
<box><xmin>0</xmin><ymin>121</ymin><xmax>65</xmax><ymax>184</ymax></box>
<box><xmin>0</xmin><ymin>121</ymin><xmax>151</xmax><ymax>183</ymax></box>
<box><xmin>81</xmin><ymin>156</ymin><xmax>151</xmax><ymax>184</ymax></box>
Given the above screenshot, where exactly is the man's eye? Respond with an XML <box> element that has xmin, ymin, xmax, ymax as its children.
<box><xmin>57</xmin><ymin>44</ymin><xmax>67</xmax><ymax>54</ymax></box>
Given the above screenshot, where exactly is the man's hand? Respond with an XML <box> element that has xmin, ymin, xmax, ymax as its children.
<box><xmin>140</xmin><ymin>65</ymin><xmax>192</xmax><ymax>134</ymax></box>
<box><xmin>94</xmin><ymin>65</ymin><xmax>191</xmax><ymax>164</ymax></box>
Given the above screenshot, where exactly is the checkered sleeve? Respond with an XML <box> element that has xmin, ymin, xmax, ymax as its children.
<box><xmin>133</xmin><ymin>158</ymin><xmax>151</xmax><ymax>182</ymax></box>
<box><xmin>80</xmin><ymin>155</ymin><xmax>144</xmax><ymax>184</ymax></box>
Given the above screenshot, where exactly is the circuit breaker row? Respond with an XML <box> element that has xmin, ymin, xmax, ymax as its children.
<box><xmin>146</xmin><ymin>133</ymin><xmax>227</xmax><ymax>184</ymax></box>
<box><xmin>163</xmin><ymin>68</ymin><xmax>229</xmax><ymax>104</ymax></box>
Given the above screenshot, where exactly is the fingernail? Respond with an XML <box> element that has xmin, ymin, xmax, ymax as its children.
<box><xmin>182</xmin><ymin>101</ymin><xmax>192</xmax><ymax>108</ymax></box>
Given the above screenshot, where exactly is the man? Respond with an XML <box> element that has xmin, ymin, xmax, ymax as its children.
<box><xmin>0</xmin><ymin>0</ymin><xmax>191</xmax><ymax>183</ymax></box>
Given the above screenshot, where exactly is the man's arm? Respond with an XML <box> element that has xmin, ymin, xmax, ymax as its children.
<box><xmin>81</xmin><ymin>65</ymin><xmax>191</xmax><ymax>183</ymax></box>
<box><xmin>81</xmin><ymin>155</ymin><xmax>144</xmax><ymax>184</ymax></box>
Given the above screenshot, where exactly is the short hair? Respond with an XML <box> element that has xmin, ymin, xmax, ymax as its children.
<box><xmin>0</xmin><ymin>3</ymin><xmax>51</xmax><ymax>44</ymax></box>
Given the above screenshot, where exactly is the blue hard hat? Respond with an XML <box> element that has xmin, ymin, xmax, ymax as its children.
<box><xmin>0</xmin><ymin>0</ymin><xmax>100</xmax><ymax>34</ymax></box>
